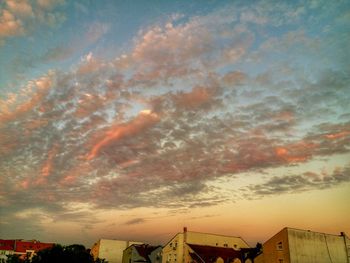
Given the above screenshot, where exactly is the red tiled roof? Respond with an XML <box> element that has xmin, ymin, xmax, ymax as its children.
<box><xmin>0</xmin><ymin>240</ymin><xmax>53</xmax><ymax>253</ymax></box>
<box><xmin>187</xmin><ymin>244</ymin><xmax>243</xmax><ymax>263</ymax></box>
<box><xmin>15</xmin><ymin>241</ymin><xmax>54</xmax><ymax>253</ymax></box>
<box><xmin>0</xmin><ymin>240</ymin><xmax>15</xmax><ymax>251</ymax></box>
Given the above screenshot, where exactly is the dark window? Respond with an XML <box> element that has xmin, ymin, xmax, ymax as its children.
<box><xmin>276</xmin><ymin>242</ymin><xmax>283</xmax><ymax>250</ymax></box>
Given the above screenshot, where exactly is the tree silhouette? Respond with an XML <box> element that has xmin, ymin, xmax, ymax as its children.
<box><xmin>5</xmin><ymin>255</ymin><xmax>24</xmax><ymax>263</ymax></box>
<box><xmin>5</xmin><ymin>244</ymin><xmax>107</xmax><ymax>263</ymax></box>
<box><xmin>30</xmin><ymin>244</ymin><xmax>104</xmax><ymax>263</ymax></box>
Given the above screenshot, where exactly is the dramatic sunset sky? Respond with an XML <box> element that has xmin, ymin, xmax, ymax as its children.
<box><xmin>0</xmin><ymin>0</ymin><xmax>349</xmax><ymax>247</ymax></box>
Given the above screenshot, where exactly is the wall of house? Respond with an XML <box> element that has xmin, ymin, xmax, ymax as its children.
<box><xmin>149</xmin><ymin>247</ymin><xmax>163</xmax><ymax>263</ymax></box>
<box><xmin>93</xmin><ymin>239</ymin><xmax>142</xmax><ymax>263</ymax></box>
<box><xmin>345</xmin><ymin>235</ymin><xmax>350</xmax><ymax>262</ymax></box>
<box><xmin>261</xmin><ymin>228</ymin><xmax>290</xmax><ymax>263</ymax></box>
<box><xmin>162</xmin><ymin>233</ymin><xmax>184</xmax><ymax>263</ymax></box>
<box><xmin>288</xmin><ymin>228</ymin><xmax>348</xmax><ymax>263</ymax></box>
<box><xmin>122</xmin><ymin>245</ymin><xmax>133</xmax><ymax>263</ymax></box>
<box><xmin>253</xmin><ymin>253</ymin><xmax>264</xmax><ymax>263</ymax></box>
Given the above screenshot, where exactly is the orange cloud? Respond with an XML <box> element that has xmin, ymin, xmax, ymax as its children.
<box><xmin>0</xmin><ymin>9</ymin><xmax>24</xmax><ymax>38</ymax></box>
<box><xmin>6</xmin><ymin>0</ymin><xmax>33</xmax><ymax>17</ymax></box>
<box><xmin>41</xmin><ymin>144</ymin><xmax>59</xmax><ymax>178</ymax></box>
<box><xmin>275</xmin><ymin>141</ymin><xmax>317</xmax><ymax>163</ymax></box>
<box><xmin>325</xmin><ymin>131</ymin><xmax>350</xmax><ymax>139</ymax></box>
<box><xmin>222</xmin><ymin>71</ymin><xmax>246</xmax><ymax>85</ymax></box>
<box><xmin>74</xmin><ymin>93</ymin><xmax>107</xmax><ymax>118</ymax></box>
<box><xmin>275</xmin><ymin>147</ymin><xmax>288</xmax><ymax>156</ymax></box>
<box><xmin>77</xmin><ymin>52</ymin><xmax>104</xmax><ymax>75</ymax></box>
<box><xmin>0</xmin><ymin>74</ymin><xmax>53</xmax><ymax>124</ymax></box>
<box><xmin>273</xmin><ymin>110</ymin><xmax>295</xmax><ymax>121</ymax></box>
<box><xmin>24</xmin><ymin>118</ymin><xmax>49</xmax><ymax>130</ymax></box>
<box><xmin>34</xmin><ymin>144</ymin><xmax>60</xmax><ymax>185</ymax></box>
<box><xmin>174</xmin><ymin>86</ymin><xmax>213</xmax><ymax>109</ymax></box>
<box><xmin>87</xmin><ymin>110</ymin><xmax>160</xmax><ymax>160</ymax></box>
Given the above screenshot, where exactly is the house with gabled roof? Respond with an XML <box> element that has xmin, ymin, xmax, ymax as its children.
<box><xmin>122</xmin><ymin>243</ymin><xmax>162</xmax><ymax>263</ymax></box>
<box><xmin>162</xmin><ymin>227</ymin><xmax>253</xmax><ymax>263</ymax></box>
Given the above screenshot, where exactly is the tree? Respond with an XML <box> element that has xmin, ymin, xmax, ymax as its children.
<box><xmin>31</xmin><ymin>244</ymin><xmax>100</xmax><ymax>263</ymax></box>
<box><xmin>243</xmin><ymin>242</ymin><xmax>263</xmax><ymax>263</ymax></box>
<box><xmin>5</xmin><ymin>255</ymin><xmax>23</xmax><ymax>263</ymax></box>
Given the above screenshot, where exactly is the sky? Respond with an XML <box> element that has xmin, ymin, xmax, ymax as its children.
<box><xmin>0</xmin><ymin>0</ymin><xmax>350</xmax><ymax>248</ymax></box>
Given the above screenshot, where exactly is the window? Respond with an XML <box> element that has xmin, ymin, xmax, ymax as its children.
<box><xmin>276</xmin><ymin>241</ymin><xmax>283</xmax><ymax>250</ymax></box>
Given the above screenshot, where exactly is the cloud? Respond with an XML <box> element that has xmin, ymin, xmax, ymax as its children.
<box><xmin>6</xmin><ymin>0</ymin><xmax>33</xmax><ymax>17</ymax></box>
<box><xmin>173</xmin><ymin>86</ymin><xmax>217</xmax><ymax>110</ymax></box>
<box><xmin>37</xmin><ymin>0</ymin><xmax>65</xmax><ymax>10</ymax></box>
<box><xmin>124</xmin><ymin>218</ymin><xmax>146</xmax><ymax>225</ymax></box>
<box><xmin>0</xmin><ymin>0</ymin><xmax>65</xmax><ymax>42</ymax></box>
<box><xmin>245</xmin><ymin>164</ymin><xmax>350</xmax><ymax>197</ymax></box>
<box><xmin>87</xmin><ymin>110</ymin><xmax>160</xmax><ymax>160</ymax></box>
<box><xmin>0</xmin><ymin>72</ymin><xmax>53</xmax><ymax>125</ymax></box>
<box><xmin>0</xmin><ymin>9</ymin><xmax>24</xmax><ymax>38</ymax></box>
<box><xmin>0</xmin><ymin>1</ymin><xmax>349</xmax><ymax>223</ymax></box>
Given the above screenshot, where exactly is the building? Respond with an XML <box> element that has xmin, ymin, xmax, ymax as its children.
<box><xmin>187</xmin><ymin>243</ymin><xmax>260</xmax><ymax>263</ymax></box>
<box><xmin>0</xmin><ymin>239</ymin><xmax>54</xmax><ymax>262</ymax></box>
<box><xmin>91</xmin><ymin>239</ymin><xmax>143</xmax><ymax>263</ymax></box>
<box><xmin>162</xmin><ymin>227</ymin><xmax>251</xmax><ymax>263</ymax></box>
<box><xmin>255</xmin><ymin>227</ymin><xmax>350</xmax><ymax>263</ymax></box>
<box><xmin>122</xmin><ymin>244</ymin><xmax>162</xmax><ymax>263</ymax></box>
<box><xmin>0</xmin><ymin>240</ymin><xmax>15</xmax><ymax>262</ymax></box>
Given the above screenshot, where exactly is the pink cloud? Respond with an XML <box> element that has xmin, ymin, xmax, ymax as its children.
<box><xmin>87</xmin><ymin>110</ymin><xmax>160</xmax><ymax>160</ymax></box>
<box><xmin>325</xmin><ymin>131</ymin><xmax>350</xmax><ymax>140</ymax></box>
<box><xmin>6</xmin><ymin>0</ymin><xmax>33</xmax><ymax>17</ymax></box>
<box><xmin>0</xmin><ymin>74</ymin><xmax>52</xmax><ymax>124</ymax></box>
<box><xmin>0</xmin><ymin>9</ymin><xmax>24</xmax><ymax>38</ymax></box>
<box><xmin>74</xmin><ymin>93</ymin><xmax>107</xmax><ymax>118</ymax></box>
<box><xmin>222</xmin><ymin>71</ymin><xmax>246</xmax><ymax>85</ymax></box>
<box><xmin>39</xmin><ymin>144</ymin><xmax>59</xmax><ymax>182</ymax></box>
<box><xmin>173</xmin><ymin>86</ymin><xmax>214</xmax><ymax>109</ymax></box>
<box><xmin>274</xmin><ymin>141</ymin><xmax>317</xmax><ymax>163</ymax></box>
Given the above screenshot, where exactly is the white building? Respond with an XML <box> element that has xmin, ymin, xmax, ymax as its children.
<box><xmin>91</xmin><ymin>239</ymin><xmax>143</xmax><ymax>263</ymax></box>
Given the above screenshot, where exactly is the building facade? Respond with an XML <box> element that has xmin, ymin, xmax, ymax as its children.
<box><xmin>162</xmin><ymin>228</ymin><xmax>250</xmax><ymax>263</ymax></box>
<box><xmin>122</xmin><ymin>244</ymin><xmax>162</xmax><ymax>263</ymax></box>
<box><xmin>91</xmin><ymin>239</ymin><xmax>143</xmax><ymax>263</ymax></box>
<box><xmin>0</xmin><ymin>239</ymin><xmax>54</xmax><ymax>262</ymax></box>
<box><xmin>256</xmin><ymin>227</ymin><xmax>350</xmax><ymax>263</ymax></box>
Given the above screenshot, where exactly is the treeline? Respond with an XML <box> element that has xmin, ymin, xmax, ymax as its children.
<box><xmin>5</xmin><ymin>244</ymin><xmax>107</xmax><ymax>263</ymax></box>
